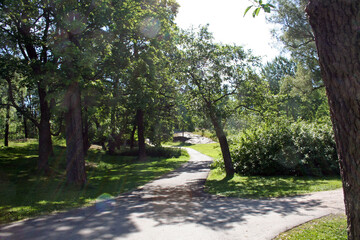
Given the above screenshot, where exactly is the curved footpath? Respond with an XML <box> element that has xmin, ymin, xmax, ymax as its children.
<box><xmin>0</xmin><ymin>148</ymin><xmax>345</xmax><ymax>240</ymax></box>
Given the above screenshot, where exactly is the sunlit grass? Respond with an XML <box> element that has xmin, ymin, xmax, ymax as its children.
<box><xmin>188</xmin><ymin>143</ymin><xmax>342</xmax><ymax>199</ymax></box>
<box><xmin>188</xmin><ymin>143</ymin><xmax>221</xmax><ymax>159</ymax></box>
<box><xmin>274</xmin><ymin>214</ymin><xmax>347</xmax><ymax>240</ymax></box>
<box><xmin>0</xmin><ymin>141</ymin><xmax>189</xmax><ymax>224</ymax></box>
<box><xmin>205</xmin><ymin>168</ymin><xmax>342</xmax><ymax>198</ymax></box>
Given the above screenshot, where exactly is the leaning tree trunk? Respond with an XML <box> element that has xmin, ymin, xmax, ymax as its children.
<box><xmin>38</xmin><ymin>85</ymin><xmax>53</xmax><ymax>175</ymax></box>
<box><xmin>306</xmin><ymin>1</ymin><xmax>360</xmax><ymax>239</ymax></box>
<box><xmin>208</xmin><ymin>108</ymin><xmax>235</xmax><ymax>178</ymax></box>
<box><xmin>136</xmin><ymin>109</ymin><xmax>146</xmax><ymax>160</ymax></box>
<box><xmin>65</xmin><ymin>82</ymin><xmax>87</xmax><ymax>186</ymax></box>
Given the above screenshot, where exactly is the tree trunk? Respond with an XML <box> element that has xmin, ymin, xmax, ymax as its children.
<box><xmin>136</xmin><ymin>109</ymin><xmax>146</xmax><ymax>160</ymax></box>
<box><xmin>130</xmin><ymin>121</ymin><xmax>137</xmax><ymax>150</ymax></box>
<box><xmin>306</xmin><ymin>1</ymin><xmax>360</xmax><ymax>239</ymax></box>
<box><xmin>23</xmin><ymin>116</ymin><xmax>28</xmax><ymax>139</ymax></box>
<box><xmin>82</xmin><ymin>101</ymin><xmax>90</xmax><ymax>156</ymax></box>
<box><xmin>4</xmin><ymin>102</ymin><xmax>10</xmax><ymax>147</ymax></box>
<box><xmin>38</xmin><ymin>85</ymin><xmax>53</xmax><ymax>175</ymax></box>
<box><xmin>65</xmin><ymin>82</ymin><xmax>87</xmax><ymax>186</ymax></box>
<box><xmin>209</xmin><ymin>110</ymin><xmax>234</xmax><ymax>178</ymax></box>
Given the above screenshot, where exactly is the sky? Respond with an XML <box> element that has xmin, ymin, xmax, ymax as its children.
<box><xmin>174</xmin><ymin>0</ymin><xmax>282</xmax><ymax>62</ymax></box>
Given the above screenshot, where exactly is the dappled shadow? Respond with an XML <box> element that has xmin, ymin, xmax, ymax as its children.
<box><xmin>0</xmin><ymin>183</ymin><xmax>327</xmax><ymax>240</ymax></box>
<box><xmin>206</xmin><ymin>175</ymin><xmax>342</xmax><ymax>199</ymax></box>
<box><xmin>0</xmin><ymin>147</ymin><xmax>343</xmax><ymax>240</ymax></box>
<box><xmin>118</xmin><ymin>182</ymin><xmax>326</xmax><ymax>231</ymax></box>
<box><xmin>0</xmin><ymin>146</ymin><xmax>189</xmax><ymax>224</ymax></box>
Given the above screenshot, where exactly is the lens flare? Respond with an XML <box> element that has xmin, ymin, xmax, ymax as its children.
<box><xmin>139</xmin><ymin>17</ymin><xmax>161</xmax><ymax>39</ymax></box>
<box><xmin>95</xmin><ymin>193</ymin><xmax>115</xmax><ymax>212</ymax></box>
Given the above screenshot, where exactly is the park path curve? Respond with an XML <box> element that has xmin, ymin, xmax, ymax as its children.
<box><xmin>0</xmin><ymin>148</ymin><xmax>345</xmax><ymax>240</ymax></box>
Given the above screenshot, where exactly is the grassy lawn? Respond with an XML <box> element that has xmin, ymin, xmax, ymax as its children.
<box><xmin>187</xmin><ymin>143</ymin><xmax>221</xmax><ymax>159</ymax></box>
<box><xmin>205</xmin><ymin>168</ymin><xmax>342</xmax><ymax>198</ymax></box>
<box><xmin>274</xmin><ymin>214</ymin><xmax>347</xmax><ymax>240</ymax></box>
<box><xmin>188</xmin><ymin>143</ymin><xmax>342</xmax><ymax>199</ymax></box>
<box><xmin>0</xmin><ymin>140</ymin><xmax>189</xmax><ymax>224</ymax></box>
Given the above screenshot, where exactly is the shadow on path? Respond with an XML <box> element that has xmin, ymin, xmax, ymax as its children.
<box><xmin>0</xmin><ymin>148</ymin><xmax>344</xmax><ymax>240</ymax></box>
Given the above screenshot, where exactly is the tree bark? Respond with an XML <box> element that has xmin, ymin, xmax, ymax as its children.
<box><xmin>208</xmin><ymin>108</ymin><xmax>235</xmax><ymax>178</ymax></box>
<box><xmin>306</xmin><ymin>1</ymin><xmax>360</xmax><ymax>239</ymax></box>
<box><xmin>4</xmin><ymin>102</ymin><xmax>10</xmax><ymax>147</ymax></box>
<box><xmin>65</xmin><ymin>82</ymin><xmax>87</xmax><ymax>186</ymax></box>
<box><xmin>130</xmin><ymin>120</ymin><xmax>137</xmax><ymax>150</ymax></box>
<box><xmin>23</xmin><ymin>116</ymin><xmax>28</xmax><ymax>139</ymax></box>
<box><xmin>82</xmin><ymin>97</ymin><xmax>90</xmax><ymax>156</ymax></box>
<box><xmin>37</xmin><ymin>84</ymin><xmax>53</xmax><ymax>175</ymax></box>
<box><xmin>136</xmin><ymin>109</ymin><xmax>146</xmax><ymax>160</ymax></box>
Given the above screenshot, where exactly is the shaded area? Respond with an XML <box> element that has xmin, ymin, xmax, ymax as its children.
<box><xmin>0</xmin><ymin>143</ymin><xmax>188</xmax><ymax>224</ymax></box>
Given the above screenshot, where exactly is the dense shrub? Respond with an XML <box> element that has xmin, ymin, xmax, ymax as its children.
<box><xmin>229</xmin><ymin>120</ymin><xmax>339</xmax><ymax>176</ymax></box>
<box><xmin>118</xmin><ymin>147</ymin><xmax>186</xmax><ymax>158</ymax></box>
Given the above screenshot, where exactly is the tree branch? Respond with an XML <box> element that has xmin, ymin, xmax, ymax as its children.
<box><xmin>6</xmin><ymin>77</ymin><xmax>39</xmax><ymax>128</ymax></box>
<box><xmin>213</xmin><ymin>88</ymin><xmax>237</xmax><ymax>104</ymax></box>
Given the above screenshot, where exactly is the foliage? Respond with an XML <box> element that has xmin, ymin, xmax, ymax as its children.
<box><xmin>205</xmin><ymin>168</ymin><xmax>342</xmax><ymax>198</ymax></box>
<box><xmin>278</xmin><ymin>63</ymin><xmax>329</xmax><ymax>121</ymax></box>
<box><xmin>117</xmin><ymin>146</ymin><xmax>187</xmax><ymax>159</ymax></box>
<box><xmin>244</xmin><ymin>0</ymin><xmax>275</xmax><ymax>17</ymax></box>
<box><xmin>178</xmin><ymin>25</ymin><xmax>266</xmax><ymax>176</ymax></box>
<box><xmin>274</xmin><ymin>214</ymin><xmax>347</xmax><ymax>240</ymax></box>
<box><xmin>267</xmin><ymin>0</ymin><xmax>321</xmax><ymax>86</ymax></box>
<box><xmin>261</xmin><ymin>56</ymin><xmax>296</xmax><ymax>94</ymax></box>
<box><xmin>229</xmin><ymin>120</ymin><xmax>339</xmax><ymax>176</ymax></box>
<box><xmin>0</xmin><ymin>141</ymin><xmax>189</xmax><ymax>224</ymax></box>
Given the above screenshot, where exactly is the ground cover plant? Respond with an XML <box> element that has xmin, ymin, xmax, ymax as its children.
<box><xmin>0</xmin><ymin>140</ymin><xmax>189</xmax><ymax>224</ymax></box>
<box><xmin>274</xmin><ymin>214</ymin><xmax>347</xmax><ymax>240</ymax></box>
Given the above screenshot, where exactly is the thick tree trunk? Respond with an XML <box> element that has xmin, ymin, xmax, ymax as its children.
<box><xmin>38</xmin><ymin>85</ymin><xmax>53</xmax><ymax>174</ymax></box>
<box><xmin>65</xmin><ymin>82</ymin><xmax>87</xmax><ymax>186</ymax></box>
<box><xmin>136</xmin><ymin>109</ymin><xmax>146</xmax><ymax>160</ymax></box>
<box><xmin>82</xmin><ymin>103</ymin><xmax>90</xmax><ymax>156</ymax></box>
<box><xmin>209</xmin><ymin>110</ymin><xmax>235</xmax><ymax>178</ymax></box>
<box><xmin>4</xmin><ymin>102</ymin><xmax>10</xmax><ymax>147</ymax></box>
<box><xmin>306</xmin><ymin>1</ymin><xmax>360</xmax><ymax>239</ymax></box>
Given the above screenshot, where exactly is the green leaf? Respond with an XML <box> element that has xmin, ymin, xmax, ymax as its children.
<box><xmin>253</xmin><ymin>8</ymin><xmax>261</xmax><ymax>18</ymax></box>
<box><xmin>244</xmin><ymin>6</ymin><xmax>253</xmax><ymax>17</ymax></box>
<box><xmin>263</xmin><ymin>5</ymin><xmax>271</xmax><ymax>13</ymax></box>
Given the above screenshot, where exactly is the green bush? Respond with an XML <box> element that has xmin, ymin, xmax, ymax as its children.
<box><xmin>118</xmin><ymin>146</ymin><xmax>186</xmax><ymax>158</ymax></box>
<box><xmin>230</xmin><ymin>120</ymin><xmax>339</xmax><ymax>176</ymax></box>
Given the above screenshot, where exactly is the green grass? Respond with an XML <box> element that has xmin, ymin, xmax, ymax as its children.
<box><xmin>188</xmin><ymin>143</ymin><xmax>342</xmax><ymax>199</ymax></box>
<box><xmin>274</xmin><ymin>214</ymin><xmax>347</xmax><ymax>240</ymax></box>
<box><xmin>0</xmin><ymin>140</ymin><xmax>189</xmax><ymax>224</ymax></box>
<box><xmin>188</xmin><ymin>143</ymin><xmax>221</xmax><ymax>159</ymax></box>
<box><xmin>162</xmin><ymin>141</ymin><xmax>194</xmax><ymax>147</ymax></box>
<box><xmin>205</xmin><ymin>168</ymin><xmax>342</xmax><ymax>198</ymax></box>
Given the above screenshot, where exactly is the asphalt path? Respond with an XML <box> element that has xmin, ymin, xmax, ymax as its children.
<box><xmin>0</xmin><ymin>148</ymin><xmax>345</xmax><ymax>240</ymax></box>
